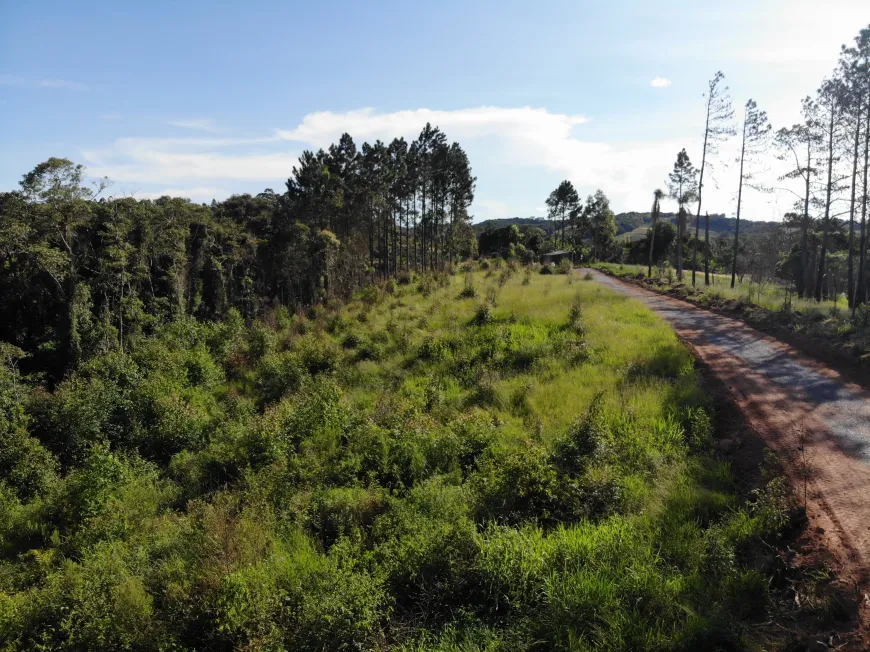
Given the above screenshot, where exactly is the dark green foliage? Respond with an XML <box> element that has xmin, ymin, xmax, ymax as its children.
<box><xmin>0</xmin><ymin>354</ymin><xmax>58</xmax><ymax>498</ymax></box>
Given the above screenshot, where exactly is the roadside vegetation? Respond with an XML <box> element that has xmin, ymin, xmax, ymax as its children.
<box><xmin>0</xmin><ymin>265</ymin><xmax>796</xmax><ymax>650</ymax></box>
<box><xmin>594</xmin><ymin>262</ymin><xmax>870</xmax><ymax>366</ymax></box>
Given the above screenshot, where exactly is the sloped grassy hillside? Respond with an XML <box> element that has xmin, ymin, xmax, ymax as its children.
<box><xmin>0</xmin><ymin>263</ymin><xmax>788</xmax><ymax>650</ymax></box>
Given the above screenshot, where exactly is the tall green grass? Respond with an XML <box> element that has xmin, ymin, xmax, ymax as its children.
<box><xmin>0</xmin><ymin>265</ymin><xmax>790</xmax><ymax>651</ymax></box>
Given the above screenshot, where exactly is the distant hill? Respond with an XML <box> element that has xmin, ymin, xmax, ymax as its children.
<box><xmin>475</xmin><ymin>213</ymin><xmax>781</xmax><ymax>238</ymax></box>
<box><xmin>472</xmin><ymin>217</ymin><xmax>552</xmax><ymax>233</ymax></box>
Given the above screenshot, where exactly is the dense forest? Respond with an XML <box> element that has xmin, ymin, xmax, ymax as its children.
<box><xmin>0</xmin><ymin>125</ymin><xmax>475</xmax><ymax>379</ymax></box>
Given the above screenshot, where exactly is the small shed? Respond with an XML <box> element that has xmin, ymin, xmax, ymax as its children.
<box><xmin>540</xmin><ymin>250</ymin><xmax>573</xmax><ymax>265</ymax></box>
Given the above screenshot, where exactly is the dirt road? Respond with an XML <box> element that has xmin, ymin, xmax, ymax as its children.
<box><xmin>585</xmin><ymin>269</ymin><xmax>870</xmax><ymax>586</ymax></box>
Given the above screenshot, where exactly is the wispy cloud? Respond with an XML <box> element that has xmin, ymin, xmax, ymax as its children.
<box><xmin>38</xmin><ymin>79</ymin><xmax>88</xmax><ymax>90</ymax></box>
<box><xmin>0</xmin><ymin>75</ymin><xmax>88</xmax><ymax>91</ymax></box>
<box><xmin>167</xmin><ymin>118</ymin><xmax>220</xmax><ymax>132</ymax></box>
<box><xmin>650</xmin><ymin>77</ymin><xmax>672</xmax><ymax>88</ymax></box>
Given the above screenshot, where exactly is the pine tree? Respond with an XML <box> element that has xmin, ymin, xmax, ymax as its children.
<box><xmin>667</xmin><ymin>149</ymin><xmax>698</xmax><ymax>281</ymax></box>
<box><xmin>692</xmin><ymin>72</ymin><xmax>735</xmax><ymax>286</ymax></box>
<box><xmin>730</xmin><ymin>100</ymin><xmax>772</xmax><ymax>289</ymax></box>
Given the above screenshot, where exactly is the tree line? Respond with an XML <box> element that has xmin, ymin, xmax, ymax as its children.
<box><xmin>645</xmin><ymin>25</ymin><xmax>870</xmax><ymax>309</ymax></box>
<box><xmin>0</xmin><ymin>124</ymin><xmax>475</xmax><ymax>377</ymax></box>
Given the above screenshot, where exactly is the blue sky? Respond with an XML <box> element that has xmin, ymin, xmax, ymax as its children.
<box><xmin>1</xmin><ymin>0</ymin><xmax>867</xmax><ymax>221</ymax></box>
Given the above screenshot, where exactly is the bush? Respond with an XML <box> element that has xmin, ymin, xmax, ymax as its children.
<box><xmin>550</xmin><ymin>393</ymin><xmax>607</xmax><ymax>476</ymax></box>
<box><xmin>341</xmin><ymin>331</ymin><xmax>362</xmax><ymax>349</ymax></box>
<box><xmin>257</xmin><ymin>351</ymin><xmax>306</xmax><ymax>403</ymax></box>
<box><xmin>297</xmin><ymin>337</ymin><xmax>340</xmax><ymax>375</ymax></box>
<box><xmin>397</xmin><ymin>271</ymin><xmax>413</xmax><ymax>285</ymax></box>
<box><xmin>539</xmin><ymin>264</ymin><xmax>553</xmax><ymax>275</ymax></box>
<box><xmin>556</xmin><ymin>258</ymin><xmax>572</xmax><ymax>274</ymax></box>
<box><xmin>458</xmin><ymin>274</ymin><xmax>477</xmax><ymax>299</ymax></box>
<box><xmin>567</xmin><ymin>293</ymin><xmax>584</xmax><ymax>334</ymax></box>
<box><xmin>472</xmin><ymin>304</ymin><xmax>493</xmax><ymax>326</ymax></box>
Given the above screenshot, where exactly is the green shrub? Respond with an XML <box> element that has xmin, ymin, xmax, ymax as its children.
<box><xmin>550</xmin><ymin>394</ymin><xmax>607</xmax><ymax>477</ymax></box>
<box><xmin>471</xmin><ymin>445</ymin><xmax>570</xmax><ymax>526</ymax></box>
<box><xmin>257</xmin><ymin>351</ymin><xmax>306</xmax><ymax>403</ymax></box>
<box><xmin>297</xmin><ymin>336</ymin><xmax>340</xmax><ymax>375</ymax></box>
<box><xmin>556</xmin><ymin>258</ymin><xmax>572</xmax><ymax>274</ymax></box>
<box><xmin>539</xmin><ymin>264</ymin><xmax>553</xmax><ymax>275</ymax></box>
<box><xmin>397</xmin><ymin>271</ymin><xmax>413</xmax><ymax>285</ymax></box>
<box><xmin>472</xmin><ymin>304</ymin><xmax>493</xmax><ymax>326</ymax></box>
<box><xmin>341</xmin><ymin>331</ymin><xmax>362</xmax><ymax>349</ymax></box>
<box><xmin>458</xmin><ymin>274</ymin><xmax>477</xmax><ymax>299</ymax></box>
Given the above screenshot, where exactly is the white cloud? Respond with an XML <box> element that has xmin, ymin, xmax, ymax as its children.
<box><xmin>168</xmin><ymin>118</ymin><xmax>220</xmax><ymax>132</ymax></box>
<box><xmin>650</xmin><ymin>77</ymin><xmax>671</xmax><ymax>88</ymax></box>
<box><xmin>82</xmin><ymin>134</ymin><xmax>297</xmax><ymax>185</ymax></box>
<box><xmin>276</xmin><ymin>106</ymin><xmax>589</xmax><ymax>149</ymax></box>
<box><xmin>0</xmin><ymin>75</ymin><xmax>88</xmax><ymax>91</ymax></box>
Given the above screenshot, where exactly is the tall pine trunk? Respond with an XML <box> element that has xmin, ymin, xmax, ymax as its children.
<box><xmin>815</xmin><ymin>104</ymin><xmax>836</xmax><ymax>303</ymax></box>
<box><xmin>731</xmin><ymin>118</ymin><xmax>748</xmax><ymax>289</ymax></box>
<box><xmin>704</xmin><ymin>212</ymin><xmax>710</xmax><ymax>285</ymax></box>
<box><xmin>692</xmin><ymin>109</ymin><xmax>711</xmax><ymax>286</ymax></box>
<box><xmin>847</xmin><ymin>102</ymin><xmax>862</xmax><ymax>309</ymax></box>
<box><xmin>856</xmin><ymin>94</ymin><xmax>870</xmax><ymax>309</ymax></box>
<box><xmin>798</xmin><ymin>141</ymin><xmax>811</xmax><ymax>298</ymax></box>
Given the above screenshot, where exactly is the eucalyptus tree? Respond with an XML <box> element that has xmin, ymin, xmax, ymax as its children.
<box><xmin>647</xmin><ymin>188</ymin><xmax>665</xmax><ymax>277</ymax></box>
<box><xmin>692</xmin><ymin>72</ymin><xmax>736</xmax><ymax>286</ymax></box>
<box><xmin>775</xmin><ymin>97</ymin><xmax>822</xmax><ymax>298</ymax></box>
<box><xmin>730</xmin><ymin>100</ymin><xmax>772</xmax><ymax>289</ymax></box>
<box><xmin>667</xmin><ymin>149</ymin><xmax>698</xmax><ymax>281</ymax></box>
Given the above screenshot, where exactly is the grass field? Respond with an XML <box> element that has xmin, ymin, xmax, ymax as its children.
<box><xmin>0</xmin><ymin>263</ymin><xmax>792</xmax><ymax>650</ymax></box>
<box><xmin>616</xmin><ymin>226</ymin><xmax>651</xmax><ymax>243</ymax></box>
<box><xmin>615</xmin><ymin>226</ymin><xmax>726</xmax><ymax>244</ymax></box>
